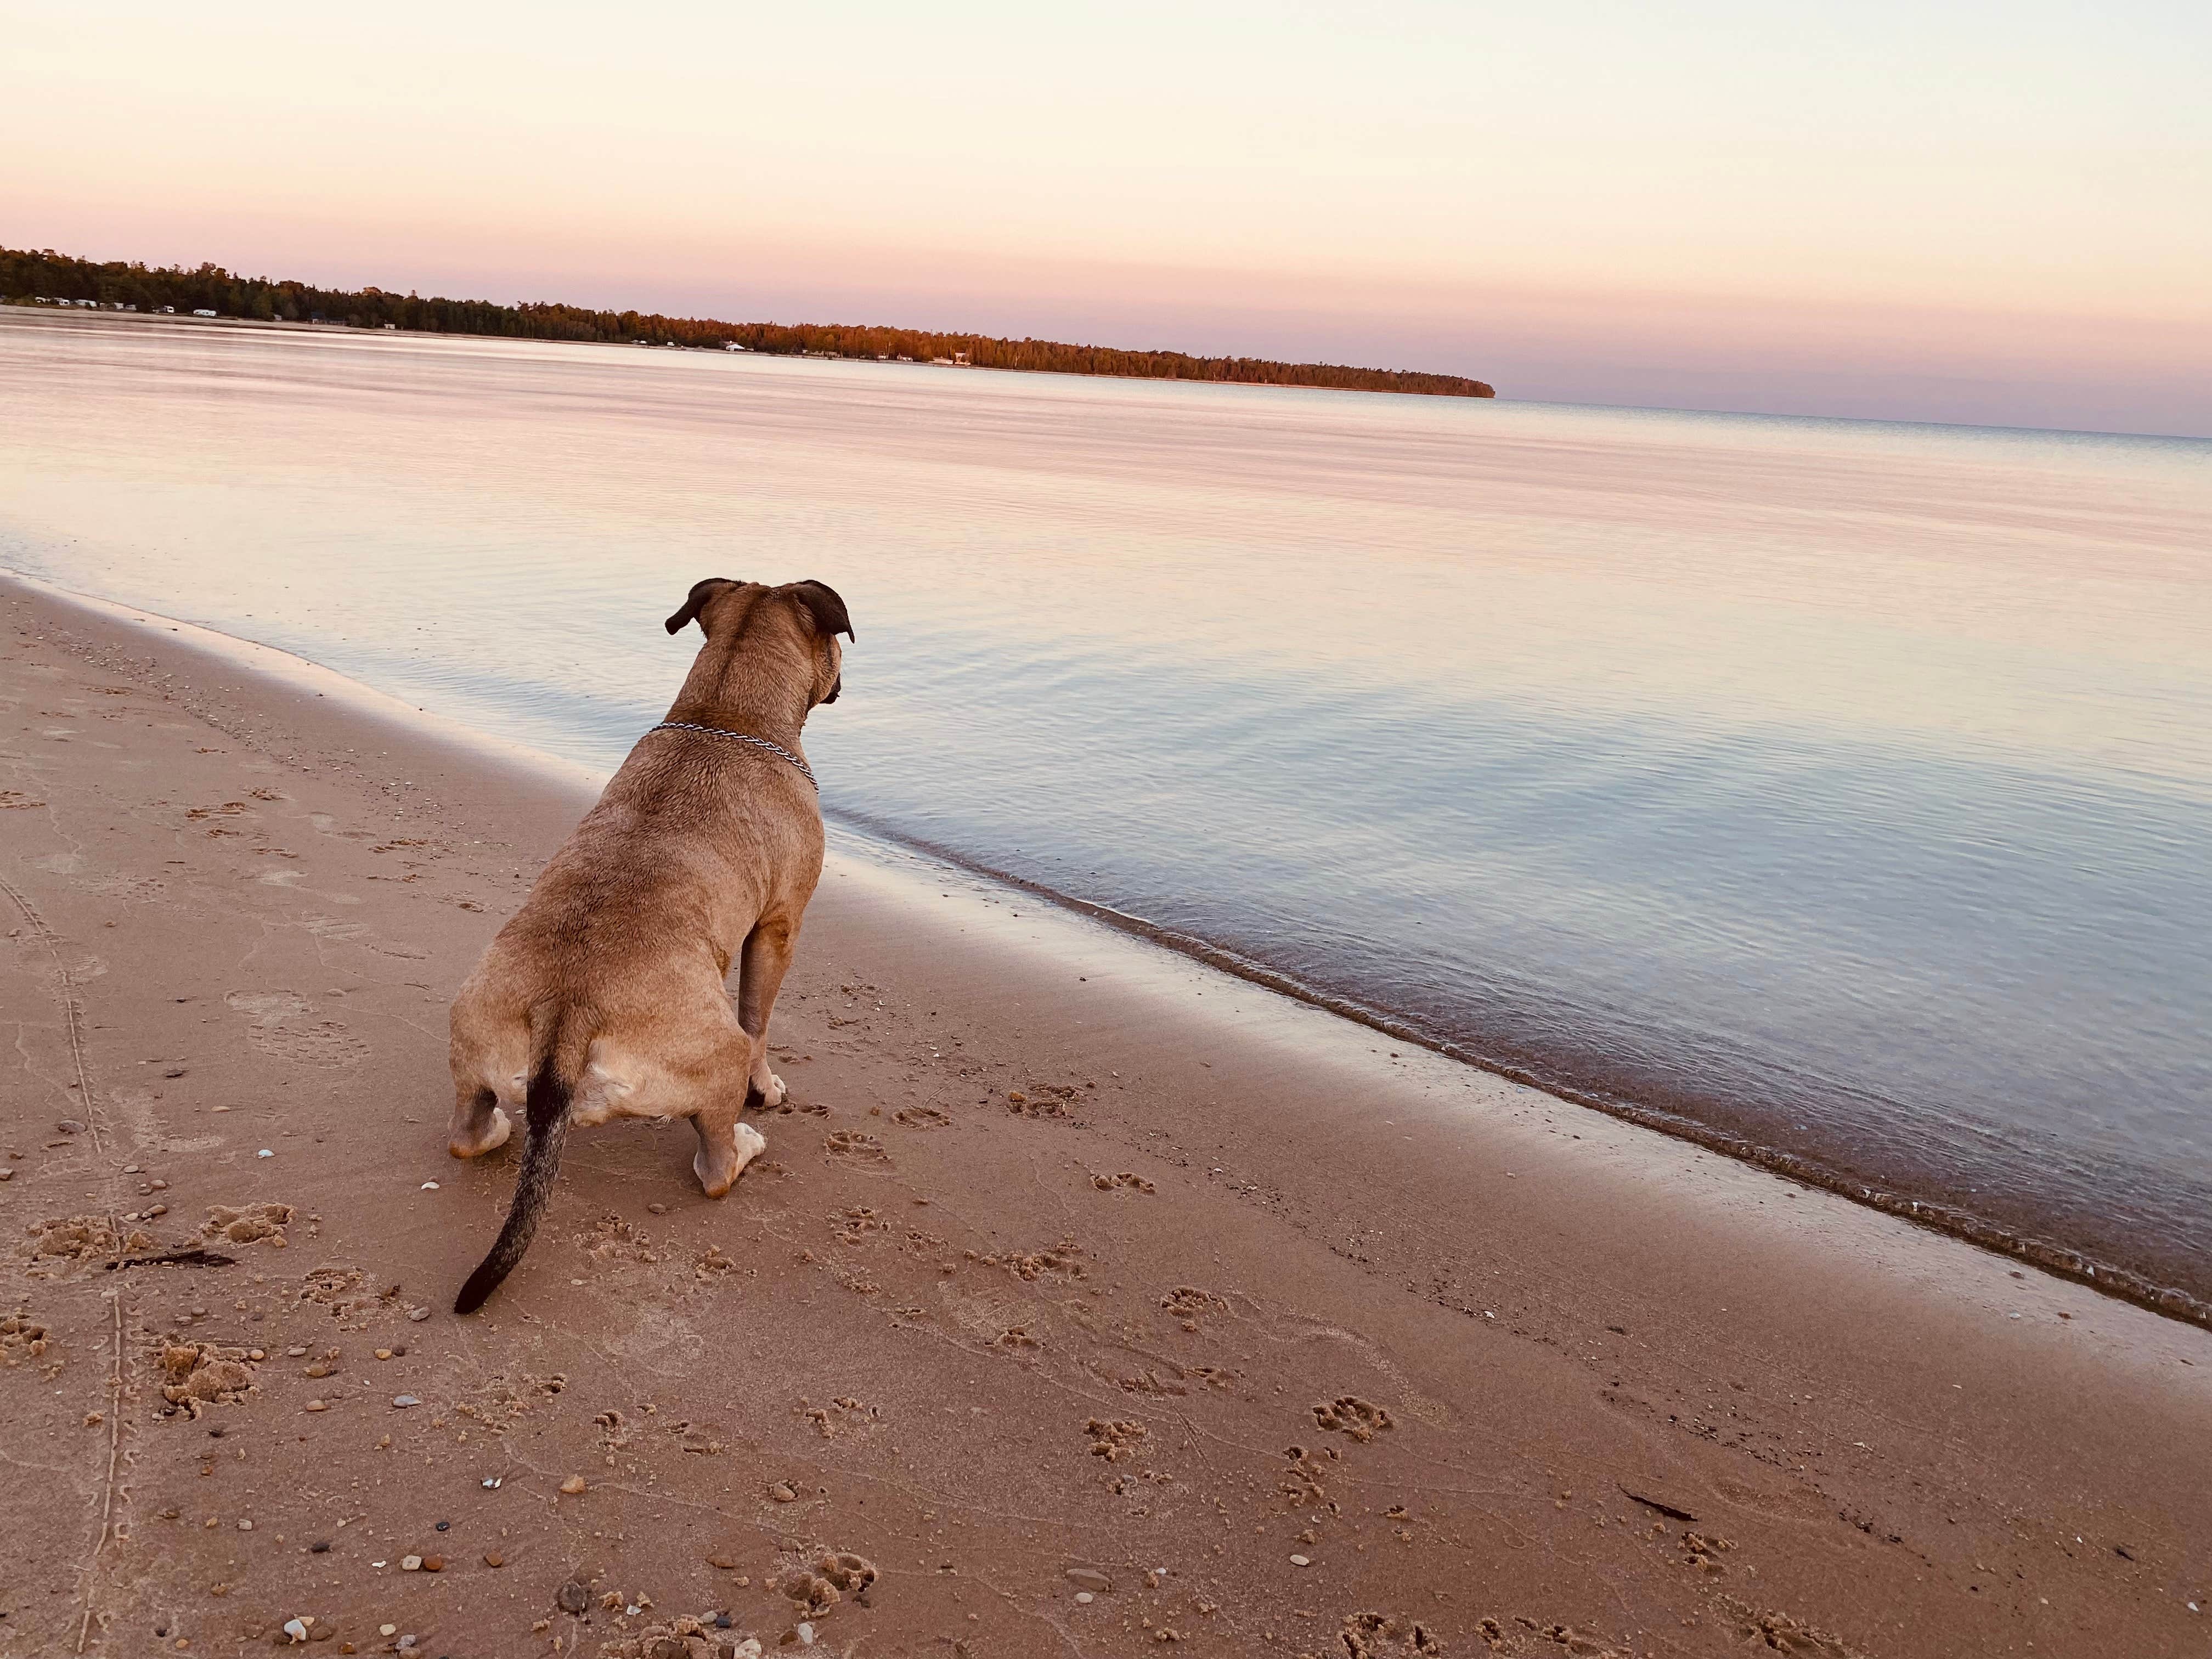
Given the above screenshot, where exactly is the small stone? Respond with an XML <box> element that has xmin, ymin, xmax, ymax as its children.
<box><xmin>124</xmin><ymin>1164</ymin><xmax>142</xmax><ymax>1173</ymax></box>
<box><xmin>707</xmin><ymin>1551</ymin><xmax>740</xmax><ymax>1570</ymax></box>
<box><xmin>374</xmin><ymin>1349</ymin><xmax>392</xmax><ymax>1361</ymax></box>
<box><xmin>304</xmin><ymin>1362</ymin><xmax>335</xmax><ymax>1379</ymax></box>
<box><xmin>434</xmin><ymin>1520</ymin><xmax>448</xmax><ymax>1531</ymax></box>
<box><xmin>400</xmin><ymin>1555</ymin><xmax>422</xmax><ymax>1572</ymax></box>
<box><xmin>1075</xmin><ymin>1591</ymin><xmax>1094</xmax><ymax>1605</ymax></box>
<box><xmin>287</xmin><ymin>1346</ymin><xmax>308</xmax><ymax>1358</ymax></box>
<box><xmin>146</xmin><ymin>1203</ymin><xmax>168</xmax><ymax>1217</ymax></box>
<box><xmin>1289</xmin><ymin>1553</ymin><xmax>1311</xmax><ymax>1566</ymax></box>
<box><xmin>407</xmin><ymin>1307</ymin><xmax>431</xmax><ymax>1322</ymax></box>
<box><xmin>284</xmin><ymin>1617</ymin><xmax>310</xmax><ymax>1643</ymax></box>
<box><xmin>421</xmin><ymin>1555</ymin><xmax>444</xmax><ymax>1572</ymax></box>
<box><xmin>797</xmin><ymin>1626</ymin><xmax>815</xmax><ymax>1647</ymax></box>
<box><xmin>380</xmin><ymin>1626</ymin><xmax>398</xmax><ymax>1638</ymax></box>
<box><xmin>769</xmin><ymin>1482</ymin><xmax>797</xmax><ymax>1503</ymax></box>
<box><xmin>556</xmin><ymin>1581</ymin><xmax>590</xmax><ymax>1613</ymax></box>
<box><xmin>420</xmin><ymin>1181</ymin><xmax>439</xmax><ymax>1190</ymax></box>
<box><xmin>311</xmin><ymin>1541</ymin><xmax>330</xmax><ymax>1554</ymax></box>
<box><xmin>257</xmin><ymin>1149</ymin><xmax>273</xmax><ymax>1158</ymax></box>
<box><xmin>646</xmin><ymin>1202</ymin><xmax>667</xmax><ymax>1215</ymax></box>
<box><xmin>390</xmin><ymin>1395</ymin><xmax>421</xmax><ymax>1409</ymax></box>
<box><xmin>238</xmin><ymin>1520</ymin><xmax>254</xmax><ymax>1531</ymax></box>
<box><xmin>483</xmin><ymin>1551</ymin><xmax>504</xmax><ymax>1568</ymax></box>
<box><xmin>304</xmin><ymin>1400</ymin><xmax>328</xmax><ymax>1413</ymax></box>
<box><xmin>1065</xmin><ymin>1568</ymin><xmax>1111</xmax><ymax>1593</ymax></box>
<box><xmin>247</xmin><ymin>1348</ymin><xmax>266</xmax><ymax>1362</ymax></box>
<box><xmin>560</xmin><ymin>1475</ymin><xmax>587</xmax><ymax>1495</ymax></box>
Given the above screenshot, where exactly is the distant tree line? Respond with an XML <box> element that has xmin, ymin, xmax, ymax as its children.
<box><xmin>1</xmin><ymin>245</ymin><xmax>1495</xmax><ymax>398</ymax></box>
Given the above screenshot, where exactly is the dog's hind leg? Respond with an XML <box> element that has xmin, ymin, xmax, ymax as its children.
<box><xmin>448</xmin><ymin>1083</ymin><xmax>512</xmax><ymax>1159</ymax></box>
<box><xmin>736</xmin><ymin>915</ymin><xmax>800</xmax><ymax>1108</ymax></box>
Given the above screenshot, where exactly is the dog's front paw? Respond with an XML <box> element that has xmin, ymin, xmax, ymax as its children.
<box><xmin>756</xmin><ymin>1072</ymin><xmax>787</xmax><ymax>1109</ymax></box>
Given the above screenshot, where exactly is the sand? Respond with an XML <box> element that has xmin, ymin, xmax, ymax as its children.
<box><xmin>3</xmin><ymin>572</ymin><xmax>2208</xmax><ymax>1658</ymax></box>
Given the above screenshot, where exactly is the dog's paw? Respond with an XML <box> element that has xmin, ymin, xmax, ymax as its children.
<box><xmin>448</xmin><ymin>1107</ymin><xmax>512</xmax><ymax>1159</ymax></box>
<box><xmin>757</xmin><ymin>1072</ymin><xmax>788</xmax><ymax>1109</ymax></box>
<box><xmin>696</xmin><ymin>1122</ymin><xmax>769</xmax><ymax>1199</ymax></box>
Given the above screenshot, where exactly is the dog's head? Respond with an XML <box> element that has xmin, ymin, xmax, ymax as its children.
<box><xmin>665</xmin><ymin>577</ymin><xmax>853</xmax><ymax>707</ymax></box>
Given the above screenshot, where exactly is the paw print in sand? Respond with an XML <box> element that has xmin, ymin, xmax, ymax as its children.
<box><xmin>202</xmin><ymin>1202</ymin><xmax>293</xmax><ymax>1247</ymax></box>
<box><xmin>1084</xmin><ymin>1417</ymin><xmax>1147</xmax><ymax>1461</ymax></box>
<box><xmin>1312</xmin><ymin>1395</ymin><xmax>1394</xmax><ymax>1442</ymax></box>
<box><xmin>1159</xmin><ymin>1285</ymin><xmax>1224</xmax><ymax>1331</ymax></box>
<box><xmin>825</xmin><ymin>1130</ymin><xmax>888</xmax><ymax>1162</ymax></box>
<box><xmin>780</xmin><ymin>1550</ymin><xmax>877</xmax><ymax>1614</ymax></box>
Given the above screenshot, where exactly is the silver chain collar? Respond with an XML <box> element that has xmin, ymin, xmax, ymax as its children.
<box><xmin>647</xmin><ymin>721</ymin><xmax>817</xmax><ymax>789</ymax></box>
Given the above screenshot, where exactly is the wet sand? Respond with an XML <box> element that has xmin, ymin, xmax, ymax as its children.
<box><xmin>3</xmin><ymin>572</ymin><xmax>2208</xmax><ymax>1658</ymax></box>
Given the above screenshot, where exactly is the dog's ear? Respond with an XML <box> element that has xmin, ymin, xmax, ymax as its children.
<box><xmin>788</xmin><ymin>580</ymin><xmax>855</xmax><ymax>641</ymax></box>
<box><xmin>665</xmin><ymin>577</ymin><xmax>738</xmax><ymax>636</ymax></box>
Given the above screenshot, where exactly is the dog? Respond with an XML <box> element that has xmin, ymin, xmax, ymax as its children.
<box><xmin>445</xmin><ymin>577</ymin><xmax>853</xmax><ymax>1313</ymax></box>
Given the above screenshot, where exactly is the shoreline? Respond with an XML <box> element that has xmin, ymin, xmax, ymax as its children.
<box><xmin>15</xmin><ymin>567</ymin><xmax>2205</xmax><ymax>1333</ymax></box>
<box><xmin>5</xmin><ymin>571</ymin><xmax>2210</xmax><ymax>1656</ymax></box>
<box><xmin>834</xmin><ymin>798</ymin><xmax>2212</xmax><ymax>1332</ymax></box>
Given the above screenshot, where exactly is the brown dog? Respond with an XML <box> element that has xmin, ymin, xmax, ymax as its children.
<box><xmin>447</xmin><ymin>577</ymin><xmax>852</xmax><ymax>1313</ymax></box>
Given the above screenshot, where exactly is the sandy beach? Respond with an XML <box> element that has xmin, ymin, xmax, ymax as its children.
<box><xmin>3</xmin><ymin>572</ymin><xmax>2208</xmax><ymax>1658</ymax></box>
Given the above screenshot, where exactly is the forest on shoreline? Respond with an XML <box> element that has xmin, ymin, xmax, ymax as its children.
<box><xmin>2</xmin><ymin>246</ymin><xmax>1495</xmax><ymax>398</ymax></box>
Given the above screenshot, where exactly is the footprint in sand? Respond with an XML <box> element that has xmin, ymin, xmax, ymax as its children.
<box><xmin>1159</xmin><ymin>1285</ymin><xmax>1226</xmax><ymax>1331</ymax></box>
<box><xmin>1312</xmin><ymin>1395</ymin><xmax>1395</xmax><ymax>1441</ymax></box>
<box><xmin>825</xmin><ymin>1130</ymin><xmax>889</xmax><ymax>1163</ymax></box>
<box><xmin>224</xmin><ymin>991</ymin><xmax>370</xmax><ymax>1068</ymax></box>
<box><xmin>1090</xmin><ymin>1170</ymin><xmax>1155</xmax><ymax>1194</ymax></box>
<box><xmin>891</xmin><ymin>1105</ymin><xmax>951</xmax><ymax>1128</ymax></box>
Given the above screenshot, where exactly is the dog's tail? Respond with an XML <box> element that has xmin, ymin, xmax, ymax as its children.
<box><xmin>454</xmin><ymin>1017</ymin><xmax>589</xmax><ymax>1315</ymax></box>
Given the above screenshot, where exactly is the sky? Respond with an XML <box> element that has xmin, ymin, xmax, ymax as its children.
<box><xmin>4</xmin><ymin>0</ymin><xmax>2209</xmax><ymax>434</ymax></box>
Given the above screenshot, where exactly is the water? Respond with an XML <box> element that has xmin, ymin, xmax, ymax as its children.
<box><xmin>5</xmin><ymin>309</ymin><xmax>2208</xmax><ymax>1313</ymax></box>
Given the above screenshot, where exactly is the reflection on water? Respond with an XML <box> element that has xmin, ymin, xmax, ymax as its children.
<box><xmin>4</xmin><ymin>311</ymin><xmax>2208</xmax><ymax>1307</ymax></box>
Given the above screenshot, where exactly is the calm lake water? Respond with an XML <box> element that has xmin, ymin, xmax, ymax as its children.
<box><xmin>5</xmin><ymin>310</ymin><xmax>2208</xmax><ymax>1311</ymax></box>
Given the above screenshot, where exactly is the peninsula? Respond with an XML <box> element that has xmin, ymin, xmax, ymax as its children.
<box><xmin>1</xmin><ymin>245</ymin><xmax>1497</xmax><ymax>398</ymax></box>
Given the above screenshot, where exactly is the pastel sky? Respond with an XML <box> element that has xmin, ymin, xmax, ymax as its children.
<box><xmin>5</xmin><ymin>0</ymin><xmax>2209</xmax><ymax>433</ymax></box>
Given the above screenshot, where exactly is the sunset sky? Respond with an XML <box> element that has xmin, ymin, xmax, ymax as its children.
<box><xmin>6</xmin><ymin>0</ymin><xmax>2208</xmax><ymax>433</ymax></box>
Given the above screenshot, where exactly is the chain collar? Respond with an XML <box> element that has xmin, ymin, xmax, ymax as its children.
<box><xmin>647</xmin><ymin>720</ymin><xmax>817</xmax><ymax>789</ymax></box>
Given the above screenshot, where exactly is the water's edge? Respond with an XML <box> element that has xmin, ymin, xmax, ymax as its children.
<box><xmin>828</xmin><ymin>801</ymin><xmax>2212</xmax><ymax>1332</ymax></box>
<box><xmin>14</xmin><ymin>565</ymin><xmax>2208</xmax><ymax>1333</ymax></box>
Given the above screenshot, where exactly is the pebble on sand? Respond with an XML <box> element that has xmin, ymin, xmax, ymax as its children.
<box><xmin>560</xmin><ymin>1475</ymin><xmax>588</xmax><ymax>1495</ymax></box>
<box><xmin>1289</xmin><ymin>1553</ymin><xmax>1311</xmax><ymax>1566</ymax></box>
<box><xmin>390</xmin><ymin>1395</ymin><xmax>421</xmax><ymax>1409</ymax></box>
<box><xmin>483</xmin><ymin>1551</ymin><xmax>504</xmax><ymax>1568</ymax></box>
<box><xmin>769</xmin><ymin>1482</ymin><xmax>798</xmax><ymax>1503</ymax></box>
<box><xmin>399</xmin><ymin>1555</ymin><xmax>422</xmax><ymax>1572</ymax></box>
